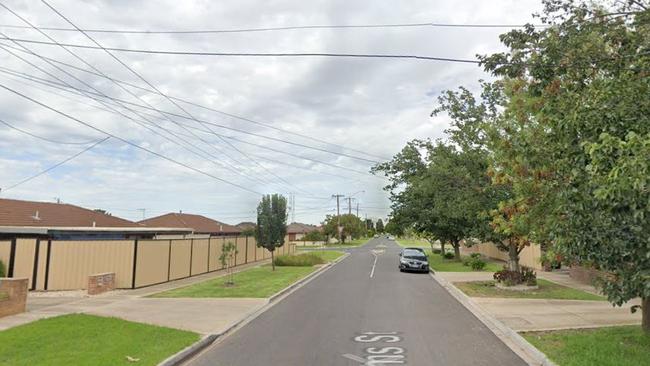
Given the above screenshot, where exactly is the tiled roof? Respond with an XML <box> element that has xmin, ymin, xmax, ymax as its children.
<box><xmin>235</xmin><ymin>222</ymin><xmax>256</xmax><ymax>230</ymax></box>
<box><xmin>139</xmin><ymin>213</ymin><xmax>241</xmax><ymax>234</ymax></box>
<box><xmin>0</xmin><ymin>198</ymin><xmax>139</xmax><ymax>228</ymax></box>
<box><xmin>287</xmin><ymin>222</ymin><xmax>319</xmax><ymax>234</ymax></box>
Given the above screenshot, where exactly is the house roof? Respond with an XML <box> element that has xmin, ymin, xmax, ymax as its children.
<box><xmin>139</xmin><ymin>213</ymin><xmax>241</xmax><ymax>234</ymax></box>
<box><xmin>287</xmin><ymin>222</ymin><xmax>319</xmax><ymax>234</ymax></box>
<box><xmin>235</xmin><ymin>221</ymin><xmax>256</xmax><ymax>230</ymax></box>
<box><xmin>0</xmin><ymin>198</ymin><xmax>140</xmax><ymax>228</ymax></box>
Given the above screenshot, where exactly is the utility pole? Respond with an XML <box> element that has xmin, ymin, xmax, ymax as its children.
<box><xmin>347</xmin><ymin>197</ymin><xmax>354</xmax><ymax>215</ymax></box>
<box><xmin>332</xmin><ymin>194</ymin><xmax>345</xmax><ymax>243</ymax></box>
<box><xmin>356</xmin><ymin>202</ymin><xmax>359</xmax><ymax>217</ymax></box>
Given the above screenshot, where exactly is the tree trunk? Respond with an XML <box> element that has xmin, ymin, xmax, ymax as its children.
<box><xmin>271</xmin><ymin>250</ymin><xmax>275</xmax><ymax>271</ymax></box>
<box><xmin>507</xmin><ymin>239</ymin><xmax>520</xmax><ymax>272</ymax></box>
<box><xmin>440</xmin><ymin>241</ymin><xmax>446</xmax><ymax>258</ymax></box>
<box><xmin>452</xmin><ymin>240</ymin><xmax>461</xmax><ymax>261</ymax></box>
<box><xmin>643</xmin><ymin>297</ymin><xmax>649</xmax><ymax>335</ymax></box>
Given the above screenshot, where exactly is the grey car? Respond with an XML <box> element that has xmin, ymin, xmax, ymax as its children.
<box><xmin>398</xmin><ymin>248</ymin><xmax>429</xmax><ymax>273</ymax></box>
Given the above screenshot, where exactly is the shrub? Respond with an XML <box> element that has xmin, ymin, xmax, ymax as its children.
<box><xmin>462</xmin><ymin>257</ymin><xmax>471</xmax><ymax>266</ymax></box>
<box><xmin>0</xmin><ymin>260</ymin><xmax>5</xmax><ymax>278</ymax></box>
<box><xmin>273</xmin><ymin>253</ymin><xmax>324</xmax><ymax>267</ymax></box>
<box><xmin>521</xmin><ymin>266</ymin><xmax>537</xmax><ymax>286</ymax></box>
<box><xmin>303</xmin><ymin>231</ymin><xmax>326</xmax><ymax>242</ymax></box>
<box><xmin>469</xmin><ymin>252</ymin><xmax>482</xmax><ymax>259</ymax></box>
<box><xmin>470</xmin><ymin>258</ymin><xmax>486</xmax><ymax>271</ymax></box>
<box><xmin>493</xmin><ymin>266</ymin><xmax>537</xmax><ymax>286</ymax></box>
<box><xmin>432</xmin><ymin>248</ymin><xmax>442</xmax><ymax>254</ymax></box>
<box><xmin>443</xmin><ymin>252</ymin><xmax>455</xmax><ymax>260</ymax></box>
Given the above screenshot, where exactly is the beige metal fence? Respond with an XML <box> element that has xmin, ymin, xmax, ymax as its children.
<box><xmin>462</xmin><ymin>242</ymin><xmax>542</xmax><ymax>270</ymax></box>
<box><xmin>2</xmin><ymin>236</ymin><xmax>296</xmax><ymax>291</ymax></box>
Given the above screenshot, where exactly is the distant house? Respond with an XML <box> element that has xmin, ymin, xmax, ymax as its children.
<box><xmin>0</xmin><ymin>198</ymin><xmax>190</xmax><ymax>240</ymax></box>
<box><xmin>139</xmin><ymin>213</ymin><xmax>241</xmax><ymax>237</ymax></box>
<box><xmin>287</xmin><ymin>222</ymin><xmax>320</xmax><ymax>241</ymax></box>
<box><xmin>236</xmin><ymin>222</ymin><xmax>256</xmax><ymax>231</ymax></box>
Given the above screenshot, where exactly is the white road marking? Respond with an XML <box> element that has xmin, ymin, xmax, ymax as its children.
<box><xmin>342</xmin><ymin>353</ymin><xmax>367</xmax><ymax>363</ymax></box>
<box><xmin>370</xmin><ymin>252</ymin><xmax>379</xmax><ymax>278</ymax></box>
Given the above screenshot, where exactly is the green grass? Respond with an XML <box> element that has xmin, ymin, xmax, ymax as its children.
<box><xmin>427</xmin><ymin>252</ymin><xmax>501</xmax><ymax>272</ymax></box>
<box><xmin>396</xmin><ymin>238</ymin><xmax>431</xmax><ymax>247</ymax></box>
<box><xmin>523</xmin><ymin>326</ymin><xmax>650</xmax><ymax>366</ymax></box>
<box><xmin>0</xmin><ymin>314</ymin><xmax>198</xmax><ymax>366</ymax></box>
<box><xmin>301</xmin><ymin>250</ymin><xmax>345</xmax><ymax>262</ymax></box>
<box><xmin>151</xmin><ymin>265</ymin><xmax>316</xmax><ymax>298</ymax></box>
<box><xmin>454</xmin><ymin>279</ymin><xmax>606</xmax><ymax>300</ymax></box>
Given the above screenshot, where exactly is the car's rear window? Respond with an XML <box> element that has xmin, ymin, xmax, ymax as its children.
<box><xmin>403</xmin><ymin>250</ymin><xmax>427</xmax><ymax>259</ymax></box>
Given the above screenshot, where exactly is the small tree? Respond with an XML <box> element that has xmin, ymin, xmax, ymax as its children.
<box><xmin>219</xmin><ymin>241</ymin><xmax>238</xmax><ymax>285</ymax></box>
<box><xmin>322</xmin><ymin>214</ymin><xmax>363</xmax><ymax>243</ymax></box>
<box><xmin>255</xmin><ymin>194</ymin><xmax>288</xmax><ymax>271</ymax></box>
<box><xmin>0</xmin><ymin>259</ymin><xmax>5</xmax><ymax>277</ymax></box>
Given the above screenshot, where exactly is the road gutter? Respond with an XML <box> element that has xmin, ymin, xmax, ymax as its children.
<box><xmin>159</xmin><ymin>252</ymin><xmax>351</xmax><ymax>366</ymax></box>
<box><xmin>429</xmin><ymin>271</ymin><xmax>557</xmax><ymax>366</ymax></box>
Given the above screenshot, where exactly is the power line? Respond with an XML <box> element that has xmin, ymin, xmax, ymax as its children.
<box><xmin>0</xmin><ymin>35</ymin><xmax>481</xmax><ymax>63</ymax></box>
<box><xmin>0</xmin><ymin>39</ymin><xmax>278</xmax><ymax>190</ymax></box>
<box><xmin>0</xmin><ymin>21</ymin><xmax>545</xmax><ymax>34</ymax></box>
<box><xmin>0</xmin><ymin>40</ymin><xmax>390</xmax><ymax>161</ymax></box>
<box><xmin>39</xmin><ymin>0</ymin><xmax>319</xmax><ymax>196</ymax></box>
<box><xmin>0</xmin><ymin>64</ymin><xmax>379</xmax><ymax>184</ymax></box>
<box><xmin>0</xmin><ymin>82</ymin><xmax>265</xmax><ymax>195</ymax></box>
<box><xmin>1</xmin><ymin>137</ymin><xmax>109</xmax><ymax>192</ymax></box>
<box><xmin>0</xmin><ymin>3</ymin><xmax>301</xmax><ymax>195</ymax></box>
<box><xmin>0</xmin><ymin>117</ymin><xmax>98</xmax><ymax>145</ymax></box>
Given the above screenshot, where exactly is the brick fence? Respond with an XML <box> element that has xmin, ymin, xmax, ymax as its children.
<box><xmin>0</xmin><ymin>278</ymin><xmax>28</xmax><ymax>318</ymax></box>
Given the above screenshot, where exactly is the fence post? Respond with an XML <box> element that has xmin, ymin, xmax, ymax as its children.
<box><xmin>189</xmin><ymin>238</ymin><xmax>194</xmax><ymax>277</ymax></box>
<box><xmin>31</xmin><ymin>239</ymin><xmax>40</xmax><ymax>290</ymax></box>
<box><xmin>167</xmin><ymin>239</ymin><xmax>172</xmax><ymax>281</ymax></box>
<box><xmin>44</xmin><ymin>240</ymin><xmax>52</xmax><ymax>290</ymax></box>
<box><xmin>207</xmin><ymin>237</ymin><xmax>211</xmax><ymax>271</ymax></box>
<box><xmin>131</xmin><ymin>239</ymin><xmax>139</xmax><ymax>289</ymax></box>
<box><xmin>7</xmin><ymin>238</ymin><xmax>16</xmax><ymax>277</ymax></box>
<box><xmin>245</xmin><ymin>236</ymin><xmax>248</xmax><ymax>264</ymax></box>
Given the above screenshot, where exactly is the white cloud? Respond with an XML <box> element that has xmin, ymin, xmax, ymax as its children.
<box><xmin>0</xmin><ymin>0</ymin><xmax>541</xmax><ymax>224</ymax></box>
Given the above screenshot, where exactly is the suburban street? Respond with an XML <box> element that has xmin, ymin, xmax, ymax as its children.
<box><xmin>189</xmin><ymin>238</ymin><xmax>526</xmax><ymax>366</ymax></box>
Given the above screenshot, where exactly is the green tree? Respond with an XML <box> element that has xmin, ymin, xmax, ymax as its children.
<box><xmin>365</xmin><ymin>218</ymin><xmax>375</xmax><ymax>231</ymax></box>
<box><xmin>219</xmin><ymin>241</ymin><xmax>238</xmax><ymax>285</ymax></box>
<box><xmin>303</xmin><ymin>230</ymin><xmax>326</xmax><ymax>242</ymax></box>
<box><xmin>322</xmin><ymin>214</ymin><xmax>363</xmax><ymax>243</ymax></box>
<box><xmin>477</xmin><ymin>0</ymin><xmax>650</xmax><ymax>330</ymax></box>
<box><xmin>385</xmin><ymin>217</ymin><xmax>406</xmax><ymax>237</ymax></box>
<box><xmin>376</xmin><ymin>219</ymin><xmax>385</xmax><ymax>233</ymax></box>
<box><xmin>255</xmin><ymin>194</ymin><xmax>288</xmax><ymax>271</ymax></box>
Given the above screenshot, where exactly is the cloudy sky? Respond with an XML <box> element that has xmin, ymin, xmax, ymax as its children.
<box><xmin>0</xmin><ymin>0</ymin><xmax>541</xmax><ymax>225</ymax></box>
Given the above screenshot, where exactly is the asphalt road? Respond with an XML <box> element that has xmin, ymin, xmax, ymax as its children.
<box><xmin>188</xmin><ymin>238</ymin><xmax>526</xmax><ymax>366</ymax></box>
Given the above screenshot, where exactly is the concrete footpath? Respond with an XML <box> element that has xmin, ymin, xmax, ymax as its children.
<box><xmin>437</xmin><ymin>271</ymin><xmax>642</xmax><ymax>331</ymax></box>
<box><xmin>0</xmin><ymin>261</ymin><xmax>269</xmax><ymax>334</ymax></box>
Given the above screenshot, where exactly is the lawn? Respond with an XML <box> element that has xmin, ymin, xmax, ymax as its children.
<box><xmin>427</xmin><ymin>252</ymin><xmax>502</xmax><ymax>272</ymax></box>
<box><xmin>396</xmin><ymin>238</ymin><xmax>431</xmax><ymax>247</ymax></box>
<box><xmin>523</xmin><ymin>326</ymin><xmax>650</xmax><ymax>366</ymax></box>
<box><xmin>454</xmin><ymin>279</ymin><xmax>606</xmax><ymax>301</ymax></box>
<box><xmin>151</xmin><ymin>265</ymin><xmax>316</xmax><ymax>298</ymax></box>
<box><xmin>0</xmin><ymin>314</ymin><xmax>198</xmax><ymax>366</ymax></box>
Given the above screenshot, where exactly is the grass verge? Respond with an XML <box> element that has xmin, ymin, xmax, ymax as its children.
<box><xmin>0</xmin><ymin>314</ymin><xmax>198</xmax><ymax>366</ymax></box>
<box><xmin>523</xmin><ymin>326</ymin><xmax>650</xmax><ymax>366</ymax></box>
<box><xmin>427</xmin><ymin>252</ymin><xmax>501</xmax><ymax>272</ymax></box>
<box><xmin>454</xmin><ymin>279</ymin><xmax>606</xmax><ymax>300</ymax></box>
<box><xmin>151</xmin><ymin>265</ymin><xmax>316</xmax><ymax>298</ymax></box>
